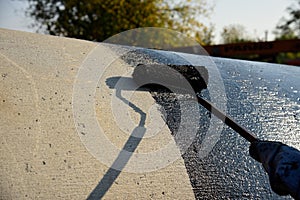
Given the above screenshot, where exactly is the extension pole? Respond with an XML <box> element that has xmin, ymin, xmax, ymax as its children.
<box><xmin>196</xmin><ymin>95</ymin><xmax>259</xmax><ymax>143</ymax></box>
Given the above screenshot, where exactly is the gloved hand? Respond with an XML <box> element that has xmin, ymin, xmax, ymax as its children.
<box><xmin>249</xmin><ymin>140</ymin><xmax>300</xmax><ymax>200</ymax></box>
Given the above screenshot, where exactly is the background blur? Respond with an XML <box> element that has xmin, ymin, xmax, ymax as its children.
<box><xmin>0</xmin><ymin>0</ymin><xmax>299</xmax><ymax>65</ymax></box>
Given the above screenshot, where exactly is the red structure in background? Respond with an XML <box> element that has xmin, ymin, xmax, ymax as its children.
<box><xmin>205</xmin><ymin>39</ymin><xmax>300</xmax><ymax>66</ymax></box>
<box><xmin>172</xmin><ymin>39</ymin><xmax>300</xmax><ymax>66</ymax></box>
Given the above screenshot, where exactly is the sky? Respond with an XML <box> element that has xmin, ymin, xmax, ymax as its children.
<box><xmin>211</xmin><ymin>0</ymin><xmax>291</xmax><ymax>43</ymax></box>
<box><xmin>0</xmin><ymin>0</ymin><xmax>293</xmax><ymax>44</ymax></box>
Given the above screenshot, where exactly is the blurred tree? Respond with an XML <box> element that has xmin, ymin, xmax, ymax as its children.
<box><xmin>274</xmin><ymin>0</ymin><xmax>300</xmax><ymax>39</ymax></box>
<box><xmin>220</xmin><ymin>24</ymin><xmax>254</xmax><ymax>44</ymax></box>
<box><xmin>273</xmin><ymin>0</ymin><xmax>300</xmax><ymax>65</ymax></box>
<box><xmin>26</xmin><ymin>0</ymin><xmax>214</xmax><ymax>45</ymax></box>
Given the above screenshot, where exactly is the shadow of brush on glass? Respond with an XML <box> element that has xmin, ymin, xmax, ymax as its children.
<box><xmin>132</xmin><ymin>64</ymin><xmax>300</xmax><ymax>200</ymax></box>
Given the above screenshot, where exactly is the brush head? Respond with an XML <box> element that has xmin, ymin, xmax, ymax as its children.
<box><xmin>132</xmin><ymin>64</ymin><xmax>208</xmax><ymax>94</ymax></box>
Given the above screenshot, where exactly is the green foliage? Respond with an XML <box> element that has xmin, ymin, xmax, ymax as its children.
<box><xmin>276</xmin><ymin>52</ymin><xmax>300</xmax><ymax>64</ymax></box>
<box><xmin>220</xmin><ymin>24</ymin><xmax>254</xmax><ymax>44</ymax></box>
<box><xmin>26</xmin><ymin>0</ymin><xmax>213</xmax><ymax>45</ymax></box>
<box><xmin>273</xmin><ymin>0</ymin><xmax>300</xmax><ymax>65</ymax></box>
<box><xmin>274</xmin><ymin>0</ymin><xmax>300</xmax><ymax>39</ymax></box>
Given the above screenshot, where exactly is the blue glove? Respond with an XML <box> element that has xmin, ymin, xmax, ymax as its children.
<box><xmin>249</xmin><ymin>141</ymin><xmax>300</xmax><ymax>199</ymax></box>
